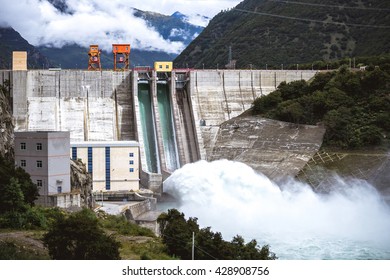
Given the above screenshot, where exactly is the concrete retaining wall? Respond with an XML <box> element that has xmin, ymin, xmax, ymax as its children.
<box><xmin>189</xmin><ymin>70</ymin><xmax>318</xmax><ymax>126</ymax></box>
<box><xmin>208</xmin><ymin>116</ymin><xmax>326</xmax><ymax>180</ymax></box>
<box><xmin>124</xmin><ymin>198</ymin><xmax>157</xmax><ymax>220</ymax></box>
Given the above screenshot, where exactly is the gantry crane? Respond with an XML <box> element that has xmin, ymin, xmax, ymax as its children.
<box><xmin>112</xmin><ymin>44</ymin><xmax>130</xmax><ymax>71</ymax></box>
<box><xmin>88</xmin><ymin>45</ymin><xmax>102</xmax><ymax>71</ymax></box>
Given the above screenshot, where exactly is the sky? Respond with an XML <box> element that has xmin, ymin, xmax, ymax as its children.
<box><xmin>0</xmin><ymin>0</ymin><xmax>242</xmax><ymax>54</ymax></box>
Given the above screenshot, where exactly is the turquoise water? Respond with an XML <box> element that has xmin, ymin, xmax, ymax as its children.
<box><xmin>138</xmin><ymin>83</ymin><xmax>159</xmax><ymax>173</ymax></box>
<box><xmin>157</xmin><ymin>83</ymin><xmax>179</xmax><ymax>171</ymax></box>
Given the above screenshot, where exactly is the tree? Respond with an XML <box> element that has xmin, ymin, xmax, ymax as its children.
<box><xmin>275</xmin><ymin>100</ymin><xmax>304</xmax><ymax>123</ymax></box>
<box><xmin>0</xmin><ymin>156</ymin><xmax>39</xmax><ymax>214</ymax></box>
<box><xmin>252</xmin><ymin>90</ymin><xmax>282</xmax><ymax>114</ymax></box>
<box><xmin>157</xmin><ymin>209</ymin><xmax>195</xmax><ymax>259</ymax></box>
<box><xmin>1</xmin><ymin>178</ymin><xmax>25</xmax><ymax>213</ymax></box>
<box><xmin>43</xmin><ymin>209</ymin><xmax>121</xmax><ymax>260</ymax></box>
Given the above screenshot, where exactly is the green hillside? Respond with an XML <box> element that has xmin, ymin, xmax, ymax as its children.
<box><xmin>252</xmin><ymin>55</ymin><xmax>390</xmax><ymax>149</ymax></box>
<box><xmin>174</xmin><ymin>0</ymin><xmax>390</xmax><ymax>69</ymax></box>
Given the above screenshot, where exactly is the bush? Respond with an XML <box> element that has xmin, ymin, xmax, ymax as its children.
<box><xmin>43</xmin><ymin>208</ymin><xmax>121</xmax><ymax>260</ymax></box>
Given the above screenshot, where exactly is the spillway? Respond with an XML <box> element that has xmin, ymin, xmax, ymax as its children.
<box><xmin>137</xmin><ymin>82</ymin><xmax>160</xmax><ymax>173</ymax></box>
<box><xmin>157</xmin><ymin>82</ymin><xmax>179</xmax><ymax>171</ymax></box>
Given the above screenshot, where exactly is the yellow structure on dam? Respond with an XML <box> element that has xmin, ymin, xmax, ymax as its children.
<box><xmin>154</xmin><ymin>61</ymin><xmax>173</xmax><ymax>72</ymax></box>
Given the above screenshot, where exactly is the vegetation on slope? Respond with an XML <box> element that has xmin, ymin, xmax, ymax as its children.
<box><xmin>252</xmin><ymin>56</ymin><xmax>390</xmax><ymax>149</ymax></box>
<box><xmin>158</xmin><ymin>209</ymin><xmax>277</xmax><ymax>260</ymax></box>
<box><xmin>175</xmin><ymin>0</ymin><xmax>390</xmax><ymax>69</ymax></box>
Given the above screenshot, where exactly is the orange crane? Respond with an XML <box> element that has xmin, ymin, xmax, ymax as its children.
<box><xmin>112</xmin><ymin>44</ymin><xmax>130</xmax><ymax>71</ymax></box>
<box><xmin>88</xmin><ymin>45</ymin><xmax>102</xmax><ymax>70</ymax></box>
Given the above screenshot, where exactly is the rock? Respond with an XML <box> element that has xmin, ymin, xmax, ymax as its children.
<box><xmin>0</xmin><ymin>82</ymin><xmax>14</xmax><ymax>161</ymax></box>
<box><xmin>70</xmin><ymin>159</ymin><xmax>93</xmax><ymax>208</ymax></box>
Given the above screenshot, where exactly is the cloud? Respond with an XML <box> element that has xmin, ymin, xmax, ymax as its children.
<box><xmin>124</xmin><ymin>0</ymin><xmax>242</xmax><ymax>18</ymax></box>
<box><xmin>0</xmin><ymin>0</ymin><xmax>241</xmax><ymax>53</ymax></box>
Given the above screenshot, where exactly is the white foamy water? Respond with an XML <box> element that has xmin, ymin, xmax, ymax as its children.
<box><xmin>163</xmin><ymin>160</ymin><xmax>390</xmax><ymax>259</ymax></box>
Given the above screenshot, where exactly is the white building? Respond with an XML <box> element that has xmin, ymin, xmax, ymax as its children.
<box><xmin>14</xmin><ymin>131</ymin><xmax>79</xmax><ymax>208</ymax></box>
<box><xmin>70</xmin><ymin>141</ymin><xmax>140</xmax><ymax>192</ymax></box>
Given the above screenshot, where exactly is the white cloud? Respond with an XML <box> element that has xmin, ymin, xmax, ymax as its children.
<box><xmin>121</xmin><ymin>0</ymin><xmax>242</xmax><ymax>18</ymax></box>
<box><xmin>0</xmin><ymin>0</ymin><xmax>241</xmax><ymax>53</ymax></box>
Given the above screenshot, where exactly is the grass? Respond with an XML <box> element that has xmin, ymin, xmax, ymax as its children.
<box><xmin>0</xmin><ymin>213</ymin><xmax>174</xmax><ymax>260</ymax></box>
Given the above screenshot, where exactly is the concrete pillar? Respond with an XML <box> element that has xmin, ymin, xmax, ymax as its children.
<box><xmin>150</xmin><ymin>71</ymin><xmax>166</xmax><ymax>173</ymax></box>
<box><xmin>11</xmin><ymin>70</ymin><xmax>28</xmax><ymax>130</ymax></box>
<box><xmin>132</xmin><ymin>71</ymin><xmax>148</xmax><ymax>172</ymax></box>
<box><xmin>169</xmin><ymin>71</ymin><xmax>186</xmax><ymax>167</ymax></box>
<box><xmin>188</xmin><ymin>71</ymin><xmax>207</xmax><ymax>160</ymax></box>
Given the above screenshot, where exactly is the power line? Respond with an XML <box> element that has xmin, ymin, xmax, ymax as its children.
<box><xmin>194</xmin><ymin>244</ymin><xmax>218</xmax><ymax>260</ymax></box>
<box><xmin>269</xmin><ymin>0</ymin><xmax>390</xmax><ymax>12</ymax></box>
<box><xmin>160</xmin><ymin>233</ymin><xmax>218</xmax><ymax>260</ymax></box>
<box><xmin>233</xmin><ymin>8</ymin><xmax>390</xmax><ymax>29</ymax></box>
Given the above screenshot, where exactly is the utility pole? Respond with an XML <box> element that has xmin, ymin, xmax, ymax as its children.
<box><xmin>192</xmin><ymin>232</ymin><xmax>195</xmax><ymax>260</ymax></box>
<box><xmin>228</xmin><ymin>45</ymin><xmax>232</xmax><ymax>66</ymax></box>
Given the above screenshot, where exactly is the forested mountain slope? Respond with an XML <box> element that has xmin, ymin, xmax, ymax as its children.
<box><xmin>175</xmin><ymin>0</ymin><xmax>390</xmax><ymax>69</ymax></box>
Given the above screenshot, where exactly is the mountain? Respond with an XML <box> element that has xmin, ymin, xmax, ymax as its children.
<box><xmin>133</xmin><ymin>9</ymin><xmax>204</xmax><ymax>46</ymax></box>
<box><xmin>174</xmin><ymin>0</ymin><xmax>390</xmax><ymax>69</ymax></box>
<box><xmin>0</xmin><ymin>27</ymin><xmax>52</xmax><ymax>69</ymax></box>
<box><xmin>171</xmin><ymin>11</ymin><xmax>210</xmax><ymax>27</ymax></box>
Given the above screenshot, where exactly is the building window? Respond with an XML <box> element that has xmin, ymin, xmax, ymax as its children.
<box><xmin>57</xmin><ymin>186</ymin><xmax>62</xmax><ymax>193</ymax></box>
<box><xmin>21</xmin><ymin>160</ymin><xmax>26</xmax><ymax>167</ymax></box>
<box><xmin>129</xmin><ymin>152</ymin><xmax>134</xmax><ymax>157</ymax></box>
<box><xmin>36</xmin><ymin>143</ymin><xmax>42</xmax><ymax>150</ymax></box>
<box><xmin>88</xmin><ymin>147</ymin><xmax>93</xmax><ymax>173</ymax></box>
<box><xmin>72</xmin><ymin>147</ymin><xmax>77</xmax><ymax>160</ymax></box>
<box><xmin>130</xmin><ymin>168</ymin><xmax>134</xmax><ymax>173</ymax></box>
<box><xmin>20</xmin><ymin>142</ymin><xmax>26</xmax><ymax>150</ymax></box>
<box><xmin>129</xmin><ymin>160</ymin><xmax>134</xmax><ymax>165</ymax></box>
<box><xmin>36</xmin><ymin>180</ymin><xmax>42</xmax><ymax>187</ymax></box>
<box><xmin>105</xmin><ymin>147</ymin><xmax>110</xmax><ymax>190</ymax></box>
<box><xmin>37</xmin><ymin>160</ymin><xmax>42</xmax><ymax>168</ymax></box>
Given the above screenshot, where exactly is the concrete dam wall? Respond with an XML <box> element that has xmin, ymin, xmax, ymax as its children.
<box><xmin>190</xmin><ymin>70</ymin><xmax>318</xmax><ymax>126</ymax></box>
<box><xmin>11</xmin><ymin>70</ymin><xmax>134</xmax><ymax>141</ymax></box>
<box><xmin>2</xmin><ymin>69</ymin><xmax>321</xmax><ymax>191</ymax></box>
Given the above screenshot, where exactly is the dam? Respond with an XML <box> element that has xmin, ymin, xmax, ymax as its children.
<box><xmin>0</xmin><ymin>68</ymin><xmax>321</xmax><ymax>193</ymax></box>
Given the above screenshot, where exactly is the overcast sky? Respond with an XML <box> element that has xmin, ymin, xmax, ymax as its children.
<box><xmin>0</xmin><ymin>0</ymin><xmax>242</xmax><ymax>53</ymax></box>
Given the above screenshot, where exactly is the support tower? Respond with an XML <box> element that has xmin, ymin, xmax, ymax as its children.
<box><xmin>113</xmin><ymin>44</ymin><xmax>131</xmax><ymax>71</ymax></box>
<box><xmin>88</xmin><ymin>45</ymin><xmax>101</xmax><ymax>71</ymax></box>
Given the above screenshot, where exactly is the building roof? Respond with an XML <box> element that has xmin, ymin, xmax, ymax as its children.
<box><xmin>70</xmin><ymin>141</ymin><xmax>139</xmax><ymax>147</ymax></box>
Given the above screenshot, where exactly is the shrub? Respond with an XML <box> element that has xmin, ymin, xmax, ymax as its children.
<box><xmin>43</xmin><ymin>208</ymin><xmax>121</xmax><ymax>260</ymax></box>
